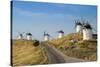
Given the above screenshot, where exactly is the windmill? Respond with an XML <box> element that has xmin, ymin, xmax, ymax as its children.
<box><xmin>26</xmin><ymin>32</ymin><xmax>32</xmax><ymax>40</ymax></box>
<box><xmin>43</xmin><ymin>31</ymin><xmax>50</xmax><ymax>41</ymax></box>
<box><xmin>57</xmin><ymin>30</ymin><xmax>64</xmax><ymax>38</ymax></box>
<box><xmin>74</xmin><ymin>18</ymin><xmax>97</xmax><ymax>40</ymax></box>
<box><xmin>74</xmin><ymin>19</ymin><xmax>83</xmax><ymax>33</ymax></box>
<box><xmin>82</xmin><ymin>22</ymin><xmax>93</xmax><ymax>40</ymax></box>
<box><xmin>17</xmin><ymin>32</ymin><xmax>23</xmax><ymax>39</ymax></box>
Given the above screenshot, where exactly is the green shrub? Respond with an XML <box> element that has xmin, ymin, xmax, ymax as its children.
<box><xmin>33</xmin><ymin>40</ymin><xmax>40</xmax><ymax>47</ymax></box>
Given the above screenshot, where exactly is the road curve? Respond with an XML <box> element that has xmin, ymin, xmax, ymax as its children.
<box><xmin>41</xmin><ymin>42</ymin><xmax>86</xmax><ymax>64</ymax></box>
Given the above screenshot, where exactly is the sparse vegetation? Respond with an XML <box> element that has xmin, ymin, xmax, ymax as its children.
<box><xmin>48</xmin><ymin>33</ymin><xmax>82</xmax><ymax>47</ymax></box>
<box><xmin>12</xmin><ymin>39</ymin><xmax>48</xmax><ymax>66</ymax></box>
<box><xmin>48</xmin><ymin>33</ymin><xmax>97</xmax><ymax>61</ymax></box>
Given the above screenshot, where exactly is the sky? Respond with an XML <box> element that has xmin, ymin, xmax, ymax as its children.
<box><xmin>12</xmin><ymin>1</ymin><xmax>97</xmax><ymax>40</ymax></box>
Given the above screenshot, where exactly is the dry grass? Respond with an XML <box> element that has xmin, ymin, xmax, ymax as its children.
<box><xmin>48</xmin><ymin>33</ymin><xmax>82</xmax><ymax>47</ymax></box>
<box><xmin>48</xmin><ymin>33</ymin><xmax>97</xmax><ymax>61</ymax></box>
<box><xmin>12</xmin><ymin>39</ymin><xmax>47</xmax><ymax>66</ymax></box>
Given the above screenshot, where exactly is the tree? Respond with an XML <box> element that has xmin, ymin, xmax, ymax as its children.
<box><xmin>33</xmin><ymin>40</ymin><xmax>40</xmax><ymax>47</ymax></box>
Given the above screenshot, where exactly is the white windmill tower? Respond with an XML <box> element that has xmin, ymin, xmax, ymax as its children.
<box><xmin>17</xmin><ymin>32</ymin><xmax>23</xmax><ymax>39</ymax></box>
<box><xmin>26</xmin><ymin>33</ymin><xmax>32</xmax><ymax>40</ymax></box>
<box><xmin>57</xmin><ymin>30</ymin><xmax>64</xmax><ymax>38</ymax></box>
<box><xmin>83</xmin><ymin>22</ymin><xmax>93</xmax><ymax>40</ymax></box>
<box><xmin>43</xmin><ymin>32</ymin><xmax>50</xmax><ymax>41</ymax></box>
<box><xmin>75</xmin><ymin>20</ymin><xmax>83</xmax><ymax>33</ymax></box>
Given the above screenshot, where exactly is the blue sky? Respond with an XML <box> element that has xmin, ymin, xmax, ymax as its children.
<box><xmin>12</xmin><ymin>1</ymin><xmax>97</xmax><ymax>40</ymax></box>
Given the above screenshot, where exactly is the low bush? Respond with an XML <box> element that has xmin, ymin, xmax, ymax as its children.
<box><xmin>33</xmin><ymin>40</ymin><xmax>40</xmax><ymax>47</ymax></box>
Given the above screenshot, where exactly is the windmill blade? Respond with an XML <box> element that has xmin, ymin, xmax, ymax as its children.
<box><xmin>73</xmin><ymin>19</ymin><xmax>80</xmax><ymax>32</ymax></box>
<box><xmin>81</xmin><ymin>17</ymin><xmax>85</xmax><ymax>23</ymax></box>
<box><xmin>49</xmin><ymin>35</ymin><xmax>54</xmax><ymax>39</ymax></box>
<box><xmin>43</xmin><ymin>31</ymin><xmax>46</xmax><ymax>36</ymax></box>
<box><xmin>73</xmin><ymin>20</ymin><xmax>76</xmax><ymax>32</ymax></box>
<box><xmin>90</xmin><ymin>24</ymin><xmax>97</xmax><ymax>33</ymax></box>
<box><xmin>43</xmin><ymin>31</ymin><xmax>47</xmax><ymax>36</ymax></box>
<box><xmin>92</xmin><ymin>27</ymin><xmax>97</xmax><ymax>33</ymax></box>
<box><xmin>74</xmin><ymin>19</ymin><xmax>77</xmax><ymax>29</ymax></box>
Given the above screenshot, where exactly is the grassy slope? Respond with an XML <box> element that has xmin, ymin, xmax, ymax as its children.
<box><xmin>48</xmin><ymin>33</ymin><xmax>82</xmax><ymax>47</ymax></box>
<box><xmin>48</xmin><ymin>33</ymin><xmax>97</xmax><ymax>61</ymax></box>
<box><xmin>12</xmin><ymin>39</ymin><xmax>48</xmax><ymax>66</ymax></box>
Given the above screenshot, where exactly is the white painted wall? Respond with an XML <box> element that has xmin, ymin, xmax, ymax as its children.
<box><xmin>44</xmin><ymin>35</ymin><xmax>49</xmax><ymax>41</ymax></box>
<box><xmin>76</xmin><ymin>25</ymin><xmax>82</xmax><ymax>33</ymax></box>
<box><xmin>58</xmin><ymin>33</ymin><xmax>64</xmax><ymax>38</ymax></box>
<box><xmin>83</xmin><ymin>29</ymin><xmax>93</xmax><ymax>40</ymax></box>
<box><xmin>18</xmin><ymin>35</ymin><xmax>22</xmax><ymax>39</ymax></box>
<box><xmin>26</xmin><ymin>35</ymin><xmax>32</xmax><ymax>40</ymax></box>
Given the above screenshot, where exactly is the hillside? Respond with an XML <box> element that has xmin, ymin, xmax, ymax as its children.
<box><xmin>12</xmin><ymin>39</ymin><xmax>48</xmax><ymax>66</ymax></box>
<box><xmin>48</xmin><ymin>33</ymin><xmax>82</xmax><ymax>48</ymax></box>
<box><xmin>48</xmin><ymin>33</ymin><xmax>97</xmax><ymax>61</ymax></box>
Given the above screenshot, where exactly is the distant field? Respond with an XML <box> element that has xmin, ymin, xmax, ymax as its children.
<box><xmin>12</xmin><ymin>39</ymin><xmax>48</xmax><ymax>66</ymax></box>
<box><xmin>48</xmin><ymin>33</ymin><xmax>97</xmax><ymax>61</ymax></box>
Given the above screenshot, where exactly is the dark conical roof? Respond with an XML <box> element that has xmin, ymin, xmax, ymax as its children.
<box><xmin>83</xmin><ymin>23</ymin><xmax>92</xmax><ymax>29</ymax></box>
<box><xmin>76</xmin><ymin>22</ymin><xmax>82</xmax><ymax>25</ymax></box>
<box><xmin>58</xmin><ymin>30</ymin><xmax>64</xmax><ymax>33</ymax></box>
<box><xmin>26</xmin><ymin>33</ymin><xmax>32</xmax><ymax>36</ymax></box>
<box><xmin>44</xmin><ymin>33</ymin><xmax>50</xmax><ymax>36</ymax></box>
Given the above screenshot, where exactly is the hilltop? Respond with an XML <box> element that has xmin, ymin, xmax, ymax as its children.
<box><xmin>12</xmin><ymin>39</ymin><xmax>48</xmax><ymax>66</ymax></box>
<box><xmin>48</xmin><ymin>33</ymin><xmax>97</xmax><ymax>61</ymax></box>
